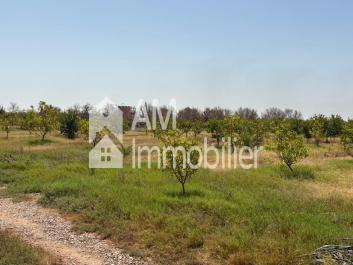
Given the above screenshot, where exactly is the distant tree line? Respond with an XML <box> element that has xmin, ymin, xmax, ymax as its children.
<box><xmin>0</xmin><ymin>102</ymin><xmax>352</xmax><ymax>153</ymax></box>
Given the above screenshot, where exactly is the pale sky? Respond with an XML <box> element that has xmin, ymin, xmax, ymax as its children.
<box><xmin>0</xmin><ymin>0</ymin><xmax>353</xmax><ymax>118</ymax></box>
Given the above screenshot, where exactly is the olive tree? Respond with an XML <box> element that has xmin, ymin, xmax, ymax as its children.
<box><xmin>274</xmin><ymin>127</ymin><xmax>308</xmax><ymax>172</ymax></box>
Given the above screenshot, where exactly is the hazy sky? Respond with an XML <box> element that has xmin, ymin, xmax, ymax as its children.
<box><xmin>1</xmin><ymin>0</ymin><xmax>353</xmax><ymax>118</ymax></box>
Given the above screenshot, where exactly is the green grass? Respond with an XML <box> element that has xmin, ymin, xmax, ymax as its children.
<box><xmin>1</xmin><ymin>135</ymin><xmax>353</xmax><ymax>264</ymax></box>
<box><xmin>1</xmin><ymin>146</ymin><xmax>353</xmax><ymax>265</ymax></box>
<box><xmin>0</xmin><ymin>230</ymin><xmax>59</xmax><ymax>265</ymax></box>
<box><xmin>26</xmin><ymin>138</ymin><xmax>55</xmax><ymax>146</ymax></box>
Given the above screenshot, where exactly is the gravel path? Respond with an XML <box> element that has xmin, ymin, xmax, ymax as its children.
<box><xmin>0</xmin><ymin>195</ymin><xmax>151</xmax><ymax>265</ymax></box>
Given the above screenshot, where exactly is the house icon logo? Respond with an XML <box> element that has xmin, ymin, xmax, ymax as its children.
<box><xmin>89</xmin><ymin>98</ymin><xmax>124</xmax><ymax>169</ymax></box>
<box><xmin>89</xmin><ymin>135</ymin><xmax>123</xmax><ymax>168</ymax></box>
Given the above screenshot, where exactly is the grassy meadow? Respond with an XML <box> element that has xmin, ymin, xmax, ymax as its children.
<box><xmin>1</xmin><ymin>130</ymin><xmax>353</xmax><ymax>265</ymax></box>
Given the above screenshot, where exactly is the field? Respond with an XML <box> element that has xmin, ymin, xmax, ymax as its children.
<box><xmin>1</xmin><ymin>130</ymin><xmax>353</xmax><ymax>265</ymax></box>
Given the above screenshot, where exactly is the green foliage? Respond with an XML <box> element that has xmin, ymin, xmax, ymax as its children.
<box><xmin>223</xmin><ymin>115</ymin><xmax>242</xmax><ymax>150</ymax></box>
<box><xmin>0</xmin><ymin>109</ymin><xmax>18</xmax><ymax>139</ymax></box>
<box><xmin>274</xmin><ymin>127</ymin><xmax>308</xmax><ymax>172</ymax></box>
<box><xmin>21</xmin><ymin>107</ymin><xmax>37</xmax><ymax>134</ymax></box>
<box><xmin>326</xmin><ymin>114</ymin><xmax>344</xmax><ymax>138</ymax></box>
<box><xmin>2</xmin><ymin>145</ymin><xmax>353</xmax><ymax>265</ymax></box>
<box><xmin>278</xmin><ymin>165</ymin><xmax>315</xmax><ymax>180</ymax></box>
<box><xmin>341</xmin><ymin>120</ymin><xmax>353</xmax><ymax>156</ymax></box>
<box><xmin>309</xmin><ymin>114</ymin><xmax>328</xmax><ymax>146</ymax></box>
<box><xmin>0</xmin><ymin>114</ymin><xmax>11</xmax><ymax>139</ymax></box>
<box><xmin>191</xmin><ymin>120</ymin><xmax>203</xmax><ymax>138</ymax></box>
<box><xmin>60</xmin><ymin>110</ymin><xmax>80</xmax><ymax>139</ymax></box>
<box><xmin>178</xmin><ymin>120</ymin><xmax>192</xmax><ymax>137</ymax></box>
<box><xmin>79</xmin><ymin>119</ymin><xmax>89</xmax><ymax>139</ymax></box>
<box><xmin>207</xmin><ymin>119</ymin><xmax>224</xmax><ymax>148</ymax></box>
<box><xmin>160</xmin><ymin>130</ymin><xmax>200</xmax><ymax>195</ymax></box>
<box><xmin>35</xmin><ymin>101</ymin><xmax>59</xmax><ymax>141</ymax></box>
<box><xmin>237</xmin><ymin>119</ymin><xmax>265</xmax><ymax>148</ymax></box>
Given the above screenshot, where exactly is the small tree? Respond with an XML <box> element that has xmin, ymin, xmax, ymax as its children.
<box><xmin>160</xmin><ymin>131</ymin><xmax>200</xmax><ymax>195</ymax></box>
<box><xmin>274</xmin><ymin>127</ymin><xmax>308</xmax><ymax>172</ymax></box>
<box><xmin>22</xmin><ymin>107</ymin><xmax>37</xmax><ymax>134</ymax></box>
<box><xmin>60</xmin><ymin>109</ymin><xmax>80</xmax><ymax>139</ymax></box>
<box><xmin>309</xmin><ymin>114</ymin><xmax>328</xmax><ymax>146</ymax></box>
<box><xmin>0</xmin><ymin>108</ymin><xmax>18</xmax><ymax>139</ymax></box>
<box><xmin>191</xmin><ymin>120</ymin><xmax>203</xmax><ymax>138</ymax></box>
<box><xmin>0</xmin><ymin>114</ymin><xmax>11</xmax><ymax>139</ymax></box>
<box><xmin>341</xmin><ymin>120</ymin><xmax>353</xmax><ymax>156</ymax></box>
<box><xmin>207</xmin><ymin>119</ymin><xmax>224</xmax><ymax>148</ymax></box>
<box><xmin>35</xmin><ymin>101</ymin><xmax>59</xmax><ymax>141</ymax></box>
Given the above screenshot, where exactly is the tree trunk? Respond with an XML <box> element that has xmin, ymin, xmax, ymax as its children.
<box><xmin>181</xmin><ymin>182</ymin><xmax>185</xmax><ymax>195</ymax></box>
<box><xmin>6</xmin><ymin>130</ymin><xmax>9</xmax><ymax>139</ymax></box>
<box><xmin>287</xmin><ymin>163</ymin><xmax>294</xmax><ymax>173</ymax></box>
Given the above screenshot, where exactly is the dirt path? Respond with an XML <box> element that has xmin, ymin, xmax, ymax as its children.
<box><xmin>0</xmin><ymin>195</ymin><xmax>151</xmax><ymax>265</ymax></box>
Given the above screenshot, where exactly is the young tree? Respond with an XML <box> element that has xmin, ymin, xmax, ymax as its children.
<box><xmin>341</xmin><ymin>120</ymin><xmax>353</xmax><ymax>156</ymax></box>
<box><xmin>22</xmin><ymin>106</ymin><xmax>37</xmax><ymax>134</ymax></box>
<box><xmin>274</xmin><ymin>127</ymin><xmax>308</xmax><ymax>172</ymax></box>
<box><xmin>0</xmin><ymin>104</ymin><xmax>19</xmax><ymax>139</ymax></box>
<box><xmin>309</xmin><ymin>114</ymin><xmax>328</xmax><ymax>146</ymax></box>
<box><xmin>207</xmin><ymin>119</ymin><xmax>224</xmax><ymax>148</ymax></box>
<box><xmin>0</xmin><ymin>114</ymin><xmax>11</xmax><ymax>139</ymax></box>
<box><xmin>60</xmin><ymin>109</ymin><xmax>80</xmax><ymax>139</ymax></box>
<box><xmin>160</xmin><ymin>131</ymin><xmax>200</xmax><ymax>195</ymax></box>
<box><xmin>35</xmin><ymin>101</ymin><xmax>59</xmax><ymax>141</ymax></box>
